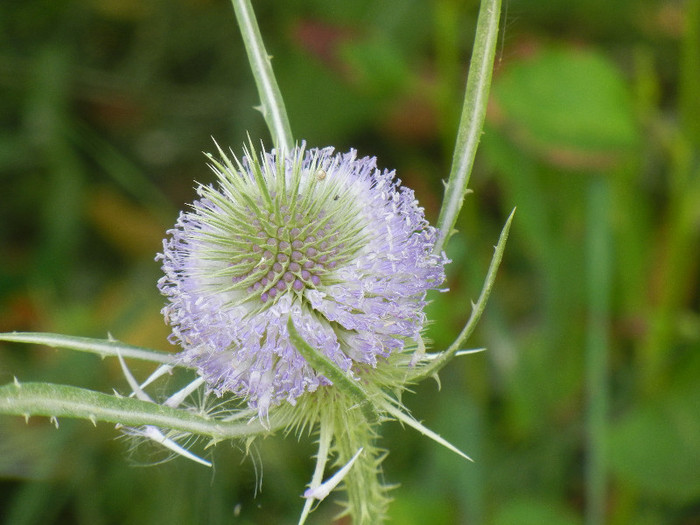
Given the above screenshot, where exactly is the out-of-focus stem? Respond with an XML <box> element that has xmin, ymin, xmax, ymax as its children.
<box><xmin>585</xmin><ymin>177</ymin><xmax>611</xmax><ymax>525</ymax></box>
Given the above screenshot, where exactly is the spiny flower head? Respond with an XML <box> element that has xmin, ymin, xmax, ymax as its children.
<box><xmin>157</xmin><ymin>143</ymin><xmax>446</xmax><ymax>418</ymax></box>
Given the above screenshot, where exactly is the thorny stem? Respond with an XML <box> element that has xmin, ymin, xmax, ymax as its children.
<box><xmin>230</xmin><ymin>0</ymin><xmax>293</xmax><ymax>152</ymax></box>
<box><xmin>0</xmin><ymin>332</ymin><xmax>176</xmax><ymax>365</ymax></box>
<box><xmin>435</xmin><ymin>0</ymin><xmax>502</xmax><ymax>254</ymax></box>
<box><xmin>0</xmin><ymin>3</ymin><xmax>510</xmax><ymax>524</ymax></box>
<box><xmin>299</xmin><ymin>413</ymin><xmax>334</xmax><ymax>524</ymax></box>
<box><xmin>0</xmin><ymin>381</ymin><xmax>285</xmax><ymax>438</ymax></box>
<box><xmin>413</xmin><ymin>209</ymin><xmax>514</xmax><ymax>382</ymax></box>
<box><xmin>330</xmin><ymin>393</ymin><xmax>389</xmax><ymax>525</ymax></box>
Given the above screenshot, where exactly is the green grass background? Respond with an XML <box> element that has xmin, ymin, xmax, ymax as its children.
<box><xmin>1</xmin><ymin>0</ymin><xmax>698</xmax><ymax>523</ymax></box>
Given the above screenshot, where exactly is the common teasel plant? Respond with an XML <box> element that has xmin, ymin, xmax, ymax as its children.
<box><xmin>0</xmin><ymin>0</ymin><xmax>510</xmax><ymax>523</ymax></box>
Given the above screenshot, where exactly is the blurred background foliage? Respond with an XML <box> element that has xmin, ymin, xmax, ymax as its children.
<box><xmin>0</xmin><ymin>0</ymin><xmax>698</xmax><ymax>524</ymax></box>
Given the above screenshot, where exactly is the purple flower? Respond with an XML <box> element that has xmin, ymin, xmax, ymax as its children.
<box><xmin>157</xmin><ymin>144</ymin><xmax>446</xmax><ymax>418</ymax></box>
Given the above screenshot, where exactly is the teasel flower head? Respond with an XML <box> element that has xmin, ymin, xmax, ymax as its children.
<box><xmin>157</xmin><ymin>142</ymin><xmax>447</xmax><ymax>420</ymax></box>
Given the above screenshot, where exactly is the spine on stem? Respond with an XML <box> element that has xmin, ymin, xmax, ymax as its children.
<box><xmin>328</xmin><ymin>390</ymin><xmax>391</xmax><ymax>524</ymax></box>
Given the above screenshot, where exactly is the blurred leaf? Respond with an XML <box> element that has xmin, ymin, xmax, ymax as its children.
<box><xmin>26</xmin><ymin>48</ymin><xmax>87</xmax><ymax>291</ymax></box>
<box><xmin>0</xmin><ymin>423</ymin><xmax>55</xmax><ymax>480</ymax></box>
<box><xmin>388</xmin><ymin>490</ymin><xmax>455</xmax><ymax>525</ymax></box>
<box><xmin>279</xmin><ymin>50</ymin><xmax>378</xmax><ymax>145</ymax></box>
<box><xmin>71</xmin><ymin>122</ymin><xmax>177</xmax><ymax>222</ymax></box>
<box><xmin>609</xmin><ymin>355</ymin><xmax>700</xmax><ymax>504</ymax></box>
<box><xmin>95</xmin><ymin>280</ymin><xmax>172</xmax><ymax>352</ymax></box>
<box><xmin>679</xmin><ymin>0</ymin><xmax>700</xmax><ymax>145</ymax></box>
<box><xmin>90</xmin><ymin>0</ymin><xmax>153</xmax><ymax>20</ymax></box>
<box><xmin>480</xmin><ymin>132</ymin><xmax>587</xmax><ymax>436</ymax></box>
<box><xmin>85</xmin><ymin>186</ymin><xmax>167</xmax><ymax>259</ymax></box>
<box><xmin>491</xmin><ymin>498</ymin><xmax>581</xmax><ymax>525</ymax></box>
<box><xmin>490</xmin><ymin>46</ymin><xmax>640</xmax><ymax>170</ymax></box>
<box><xmin>338</xmin><ymin>37</ymin><xmax>412</xmax><ymax>96</ymax></box>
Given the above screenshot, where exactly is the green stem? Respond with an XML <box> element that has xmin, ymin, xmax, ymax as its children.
<box><xmin>299</xmin><ymin>413</ymin><xmax>333</xmax><ymax>525</ymax></box>
<box><xmin>412</xmin><ymin>209</ymin><xmax>514</xmax><ymax>382</ymax></box>
<box><xmin>585</xmin><ymin>177</ymin><xmax>611</xmax><ymax>525</ymax></box>
<box><xmin>330</xmin><ymin>393</ymin><xmax>388</xmax><ymax>524</ymax></box>
<box><xmin>0</xmin><ymin>332</ymin><xmax>177</xmax><ymax>365</ymax></box>
<box><xmin>0</xmin><ymin>381</ymin><xmax>285</xmax><ymax>438</ymax></box>
<box><xmin>435</xmin><ymin>0</ymin><xmax>502</xmax><ymax>254</ymax></box>
<box><xmin>230</xmin><ymin>0</ymin><xmax>293</xmax><ymax>152</ymax></box>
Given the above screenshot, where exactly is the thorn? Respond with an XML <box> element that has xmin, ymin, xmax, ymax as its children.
<box><xmin>380</xmin><ymin>399</ymin><xmax>472</xmax><ymax>462</ymax></box>
<box><xmin>409</xmin><ymin>335</ymin><xmax>426</xmax><ymax>367</ymax></box>
<box><xmin>455</xmin><ymin>347</ymin><xmax>487</xmax><ymax>356</ymax></box>
<box><xmin>13</xmin><ymin>376</ymin><xmax>20</xmax><ymax>387</ymax></box>
<box><xmin>204</xmin><ymin>437</ymin><xmax>221</xmax><ymax>450</ymax></box>
<box><xmin>143</xmin><ymin>426</ymin><xmax>212</xmax><ymax>467</ymax></box>
<box><xmin>129</xmin><ymin>364</ymin><xmax>174</xmax><ymax>397</ymax></box>
<box><xmin>50</xmin><ymin>416</ymin><xmax>59</xmax><ymax>429</ymax></box>
<box><xmin>165</xmin><ymin>377</ymin><xmax>205</xmax><ymax>408</ymax></box>
<box><xmin>89</xmin><ymin>414</ymin><xmax>97</xmax><ymax>427</ymax></box>
<box><xmin>23</xmin><ymin>414</ymin><xmax>29</xmax><ymax>424</ymax></box>
<box><xmin>116</xmin><ymin>351</ymin><xmax>154</xmax><ymax>403</ymax></box>
<box><xmin>303</xmin><ymin>447</ymin><xmax>364</xmax><ymax>502</ymax></box>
